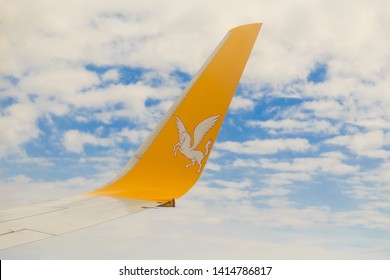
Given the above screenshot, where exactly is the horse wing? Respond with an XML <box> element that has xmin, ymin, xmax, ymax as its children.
<box><xmin>192</xmin><ymin>115</ymin><xmax>219</xmax><ymax>149</ymax></box>
<box><xmin>175</xmin><ymin>116</ymin><xmax>187</xmax><ymax>138</ymax></box>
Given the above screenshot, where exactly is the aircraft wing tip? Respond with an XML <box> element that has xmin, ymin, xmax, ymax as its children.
<box><xmin>229</xmin><ymin>22</ymin><xmax>263</xmax><ymax>33</ymax></box>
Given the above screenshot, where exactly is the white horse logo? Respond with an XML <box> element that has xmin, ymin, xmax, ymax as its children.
<box><xmin>174</xmin><ymin>115</ymin><xmax>219</xmax><ymax>172</ymax></box>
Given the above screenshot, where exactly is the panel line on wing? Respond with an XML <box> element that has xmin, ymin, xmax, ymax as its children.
<box><xmin>0</xmin><ymin>207</ymin><xmax>66</xmax><ymax>223</ymax></box>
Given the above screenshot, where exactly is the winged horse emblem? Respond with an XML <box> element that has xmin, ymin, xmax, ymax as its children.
<box><xmin>173</xmin><ymin>115</ymin><xmax>220</xmax><ymax>172</ymax></box>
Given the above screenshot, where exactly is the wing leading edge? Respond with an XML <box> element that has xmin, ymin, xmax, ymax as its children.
<box><xmin>0</xmin><ymin>23</ymin><xmax>262</xmax><ymax>250</ymax></box>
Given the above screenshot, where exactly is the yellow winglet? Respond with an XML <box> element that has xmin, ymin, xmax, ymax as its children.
<box><xmin>88</xmin><ymin>23</ymin><xmax>262</xmax><ymax>202</ymax></box>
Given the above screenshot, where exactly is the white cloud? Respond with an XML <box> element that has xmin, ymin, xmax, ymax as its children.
<box><xmin>248</xmin><ymin>119</ymin><xmax>338</xmax><ymax>134</ymax></box>
<box><xmin>75</xmin><ymin>83</ymin><xmax>179</xmax><ymax>127</ymax></box>
<box><xmin>368</xmin><ymin>162</ymin><xmax>390</xmax><ymax>184</ymax></box>
<box><xmin>18</xmin><ymin>67</ymin><xmax>99</xmax><ymax>99</ymax></box>
<box><xmin>192</xmin><ymin>183</ymin><xmax>249</xmax><ymax>202</ymax></box>
<box><xmin>204</xmin><ymin>162</ymin><xmax>221</xmax><ymax>171</ymax></box>
<box><xmin>230</xmin><ymin>96</ymin><xmax>255</xmax><ymax>112</ymax></box>
<box><xmin>264</xmin><ymin>198</ymin><xmax>296</xmax><ymax>209</ymax></box>
<box><xmin>326</xmin><ymin>130</ymin><xmax>390</xmax><ymax>158</ymax></box>
<box><xmin>214</xmin><ymin>179</ymin><xmax>252</xmax><ymax>189</ymax></box>
<box><xmin>319</xmin><ymin>151</ymin><xmax>347</xmax><ymax>160</ymax></box>
<box><xmin>233</xmin><ymin>156</ymin><xmax>358</xmax><ymax>176</ymax></box>
<box><xmin>101</xmin><ymin>69</ymin><xmax>119</xmax><ymax>82</ymax></box>
<box><xmin>63</xmin><ymin>130</ymin><xmax>112</xmax><ymax>153</ymax></box>
<box><xmin>333</xmin><ymin>210</ymin><xmax>390</xmax><ymax>230</ymax></box>
<box><xmin>253</xmin><ymin>186</ymin><xmax>293</xmax><ymax>197</ymax></box>
<box><xmin>11</xmin><ymin>156</ymin><xmax>54</xmax><ymax>167</ymax></box>
<box><xmin>263</xmin><ymin>172</ymin><xmax>312</xmax><ymax>185</ymax></box>
<box><xmin>232</xmin><ymin>158</ymin><xmax>260</xmax><ymax>168</ymax></box>
<box><xmin>0</xmin><ymin>102</ymin><xmax>40</xmax><ymax>157</ymax></box>
<box><xmin>259</xmin><ymin>157</ymin><xmax>359</xmax><ymax>175</ymax></box>
<box><xmin>0</xmin><ymin>174</ymin><xmax>109</xmax><ymax>208</ymax></box>
<box><xmin>216</xmin><ymin>138</ymin><xmax>311</xmax><ymax>155</ymax></box>
<box><xmin>118</xmin><ymin>128</ymin><xmax>149</xmax><ymax>144</ymax></box>
<box><xmin>301</xmin><ymin>100</ymin><xmax>344</xmax><ymax>119</ymax></box>
<box><xmin>354</xmin><ymin>118</ymin><xmax>390</xmax><ymax>130</ymax></box>
<box><xmin>63</xmin><ymin>127</ymin><xmax>151</xmax><ymax>154</ymax></box>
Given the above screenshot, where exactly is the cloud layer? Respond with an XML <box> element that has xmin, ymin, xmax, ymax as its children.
<box><xmin>1</xmin><ymin>0</ymin><xmax>390</xmax><ymax>259</ymax></box>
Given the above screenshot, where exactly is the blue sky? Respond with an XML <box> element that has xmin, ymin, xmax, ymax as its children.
<box><xmin>1</xmin><ymin>0</ymin><xmax>390</xmax><ymax>259</ymax></box>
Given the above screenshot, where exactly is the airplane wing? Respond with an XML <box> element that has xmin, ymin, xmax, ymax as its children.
<box><xmin>0</xmin><ymin>23</ymin><xmax>261</xmax><ymax>250</ymax></box>
<box><xmin>0</xmin><ymin>196</ymin><xmax>160</xmax><ymax>250</ymax></box>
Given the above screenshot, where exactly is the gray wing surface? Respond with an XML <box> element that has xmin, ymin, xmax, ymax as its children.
<box><xmin>0</xmin><ymin>196</ymin><xmax>160</xmax><ymax>250</ymax></box>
